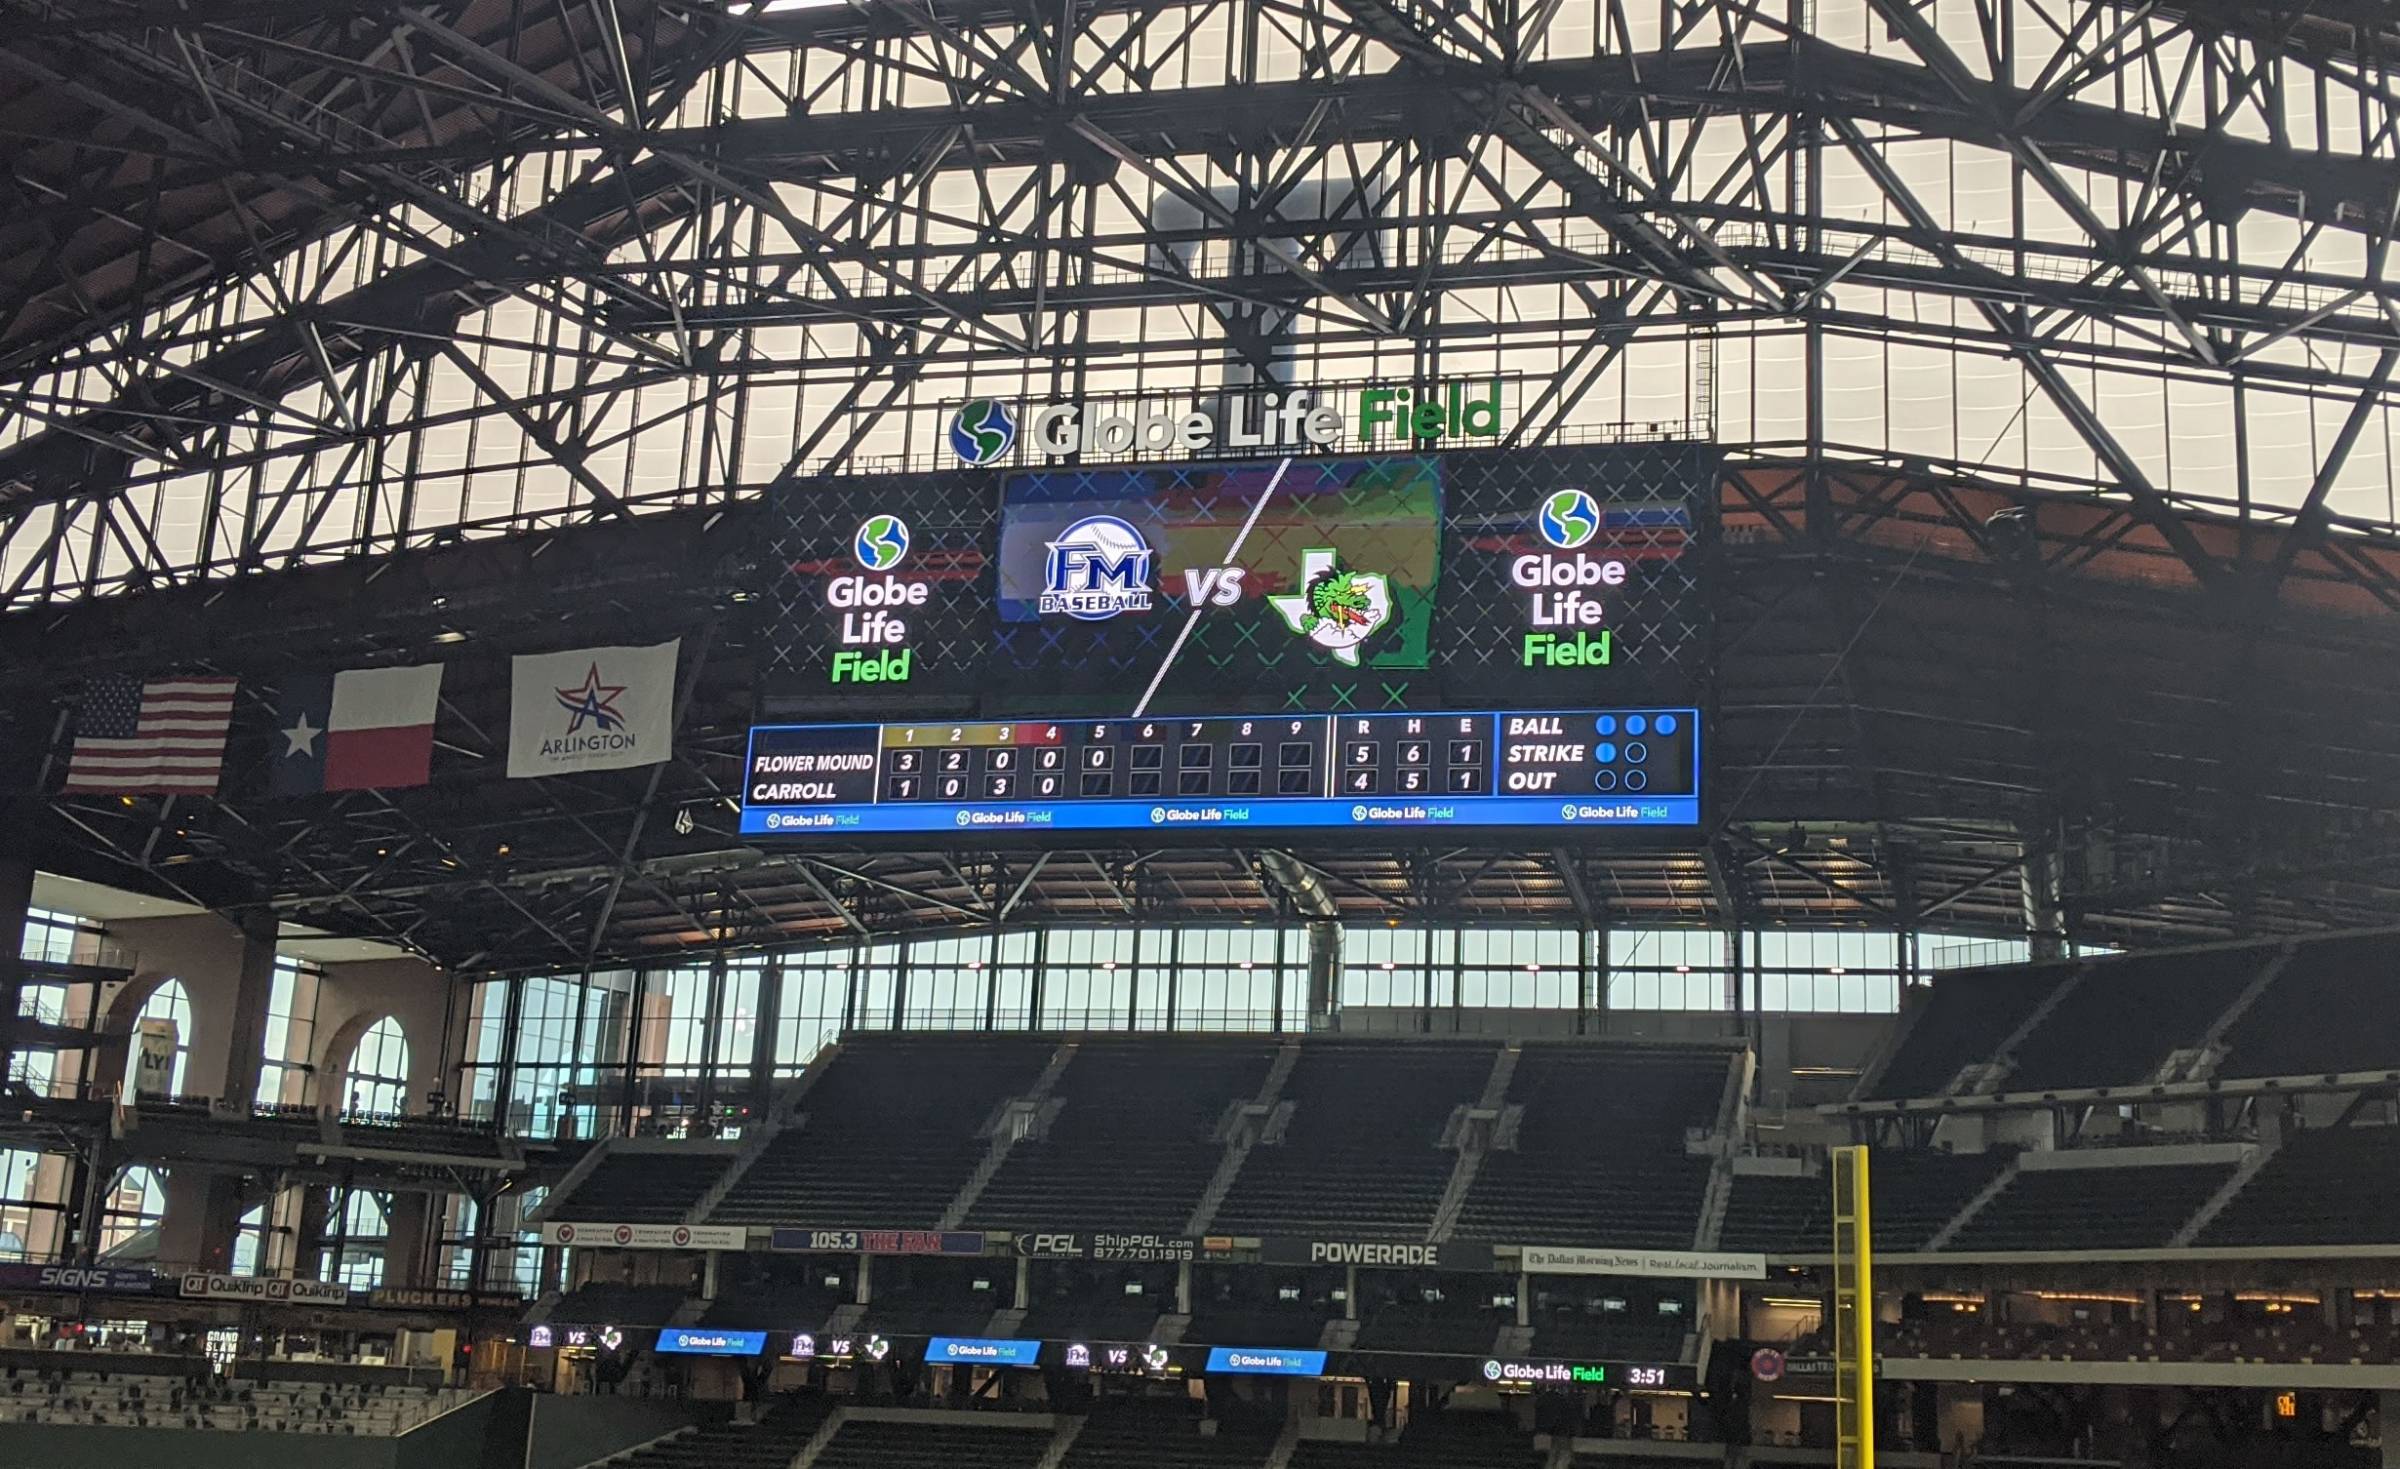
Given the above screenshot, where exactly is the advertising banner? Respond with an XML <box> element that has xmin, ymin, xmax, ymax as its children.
<box><xmin>0</xmin><ymin>1263</ymin><xmax>157</xmax><ymax>1294</ymax></box>
<box><xmin>180</xmin><ymin>1273</ymin><xmax>351</xmax><ymax>1304</ymax></box>
<box><xmin>1205</xmin><ymin>1346</ymin><xmax>1327</xmax><ymax>1376</ymax></box>
<box><xmin>657</xmin><ymin>1328</ymin><xmax>768</xmax><ymax>1356</ymax></box>
<box><xmin>1012</xmin><ymin>1231</ymin><xmax>1196</xmax><ymax>1262</ymax></box>
<box><xmin>368</xmin><ymin>1287</ymin><xmax>519</xmax><ymax>1310</ymax></box>
<box><xmin>1257</xmin><ymin>1239</ymin><xmax>1497</xmax><ymax>1271</ymax></box>
<box><xmin>769</xmin><ymin>1227</ymin><xmax>987</xmax><ymax>1255</ymax></box>
<box><xmin>928</xmin><ymin>1336</ymin><xmax>1042</xmax><ymax>1367</ymax></box>
<box><xmin>1513</xmin><ymin>1246</ymin><xmax>1766</xmax><ymax>1281</ymax></box>
<box><xmin>540</xmin><ymin>1222</ymin><xmax>746</xmax><ymax>1251</ymax></box>
<box><xmin>132</xmin><ymin>1018</ymin><xmax>178</xmax><ymax>1098</ymax></box>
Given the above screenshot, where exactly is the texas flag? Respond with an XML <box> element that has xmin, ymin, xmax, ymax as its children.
<box><xmin>269</xmin><ymin>664</ymin><xmax>444</xmax><ymax>795</ymax></box>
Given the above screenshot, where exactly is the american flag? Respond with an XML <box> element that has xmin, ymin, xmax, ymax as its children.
<box><xmin>63</xmin><ymin>675</ymin><xmax>237</xmax><ymax>796</ymax></box>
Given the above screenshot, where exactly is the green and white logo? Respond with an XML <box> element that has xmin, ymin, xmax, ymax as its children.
<box><xmin>1267</xmin><ymin>548</ymin><xmax>1392</xmax><ymax>667</ymax></box>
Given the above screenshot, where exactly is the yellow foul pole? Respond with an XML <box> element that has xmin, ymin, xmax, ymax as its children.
<box><xmin>1832</xmin><ymin>1143</ymin><xmax>1874</xmax><ymax>1468</ymax></box>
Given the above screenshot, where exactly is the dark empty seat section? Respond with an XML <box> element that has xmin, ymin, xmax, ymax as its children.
<box><xmin>2200</xmin><ymin>1126</ymin><xmax>2400</xmax><ymax>1246</ymax></box>
<box><xmin>968</xmin><ymin>1038</ymin><xmax>1278</xmax><ymax>1234</ymax></box>
<box><xmin>2003</xmin><ymin>948</ymin><xmax>2264</xmax><ymax>1092</ymax></box>
<box><xmin>1453</xmin><ymin>1043</ymin><xmax>1731</xmax><ymax>1247</ymax></box>
<box><xmin>1289</xmin><ymin>1416</ymin><xmax>1544</xmax><ymax>1469</ymax></box>
<box><xmin>858</xmin><ymin>1258</ymin><xmax>1012</xmax><ymax>1336</ymax></box>
<box><xmin>1351</xmin><ymin>1289</ymin><xmax>1510</xmax><ymax>1354</ymax></box>
<box><xmin>813</xmin><ymin>1419</ymin><xmax>1052</xmax><ymax>1469</ymax></box>
<box><xmin>1866</xmin><ymin>968</ymin><xmax>2065</xmax><ymax>1100</ymax></box>
<box><xmin>699</xmin><ymin>1262</ymin><xmax>849</xmax><ymax>1330</ymax></box>
<box><xmin>2220</xmin><ymin>934</ymin><xmax>2400</xmax><ymax>1079</ymax></box>
<box><xmin>1017</xmin><ymin>1295</ymin><xmax>1164</xmax><ymax>1343</ymax></box>
<box><xmin>548</xmin><ymin>1283</ymin><xmax>690</xmax><ymax>1325</ymax></box>
<box><xmin>1530</xmin><ymin>1307</ymin><xmax>1688</xmax><ymax>1363</ymax></box>
<box><xmin>610</xmin><ymin>1395</ymin><xmax>834</xmax><ymax>1469</ymax></box>
<box><xmin>1213</xmin><ymin>1041</ymin><xmax>1494</xmax><ymax>1239</ymax></box>
<box><xmin>1861</xmin><ymin>1151</ymin><xmax>2011</xmax><ymax>1253</ymax></box>
<box><xmin>552</xmin><ymin>1149</ymin><xmax>731</xmax><ymax>1223</ymax></box>
<box><xmin>1947</xmin><ymin>1162</ymin><xmax>2232</xmax><ymax>1251</ymax></box>
<box><xmin>1716</xmin><ymin>1170</ymin><xmax>1826</xmax><ymax>1253</ymax></box>
<box><xmin>711</xmin><ymin>1035</ymin><xmax>1057</xmax><ymax>1226</ymax></box>
<box><xmin>1061</xmin><ymin>1402</ymin><xmax>1278</xmax><ymax>1469</ymax></box>
<box><xmin>1186</xmin><ymin>1300</ymin><xmax>1333</xmax><ymax>1349</ymax></box>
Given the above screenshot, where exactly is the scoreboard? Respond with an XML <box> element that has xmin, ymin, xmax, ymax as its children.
<box><xmin>741</xmin><ymin>708</ymin><xmax>1699</xmax><ymax>836</ymax></box>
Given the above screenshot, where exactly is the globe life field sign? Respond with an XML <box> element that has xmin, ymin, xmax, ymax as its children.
<box><xmin>943</xmin><ymin>380</ymin><xmax>1504</xmax><ymax>467</ymax></box>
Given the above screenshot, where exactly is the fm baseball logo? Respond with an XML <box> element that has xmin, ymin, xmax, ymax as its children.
<box><xmin>1041</xmin><ymin>515</ymin><xmax>1155</xmax><ymax>620</ymax></box>
<box><xmin>1538</xmin><ymin>488</ymin><xmax>1601</xmax><ymax>549</ymax></box>
<box><xmin>852</xmin><ymin>514</ymin><xmax>910</xmax><ymax>570</ymax></box>
<box><xmin>949</xmin><ymin>399</ymin><xmax>1017</xmax><ymax>465</ymax></box>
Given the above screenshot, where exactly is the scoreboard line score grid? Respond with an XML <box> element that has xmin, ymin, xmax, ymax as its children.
<box><xmin>741</xmin><ymin>708</ymin><xmax>1701</xmax><ymax>836</ymax></box>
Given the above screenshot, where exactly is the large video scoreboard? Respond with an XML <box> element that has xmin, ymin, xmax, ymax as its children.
<box><xmin>745</xmin><ymin>431</ymin><xmax>1715</xmax><ymax>841</ymax></box>
<box><xmin>742</xmin><ymin>707</ymin><xmax>1698</xmax><ymax>835</ymax></box>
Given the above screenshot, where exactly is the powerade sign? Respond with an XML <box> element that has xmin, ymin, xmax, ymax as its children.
<box><xmin>1258</xmin><ymin>1238</ymin><xmax>1498</xmax><ymax>1270</ymax></box>
<box><xmin>928</xmin><ymin>1336</ymin><xmax>1041</xmax><ymax>1366</ymax></box>
<box><xmin>1205</xmin><ymin>1346</ymin><xmax>1327</xmax><ymax>1376</ymax></box>
<box><xmin>945</xmin><ymin>382</ymin><xmax>1503</xmax><ymax>467</ymax></box>
<box><xmin>657</xmin><ymin>1328</ymin><xmax>767</xmax><ymax>1356</ymax></box>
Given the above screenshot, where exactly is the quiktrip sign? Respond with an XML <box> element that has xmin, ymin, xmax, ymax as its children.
<box><xmin>181</xmin><ymin>1273</ymin><xmax>351</xmax><ymax>1304</ymax></box>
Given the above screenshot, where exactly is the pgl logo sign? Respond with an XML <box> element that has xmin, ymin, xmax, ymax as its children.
<box><xmin>1016</xmin><ymin>1232</ymin><xmax>1083</xmax><ymax>1258</ymax></box>
<box><xmin>1041</xmin><ymin>515</ymin><xmax>1154</xmax><ymax>620</ymax></box>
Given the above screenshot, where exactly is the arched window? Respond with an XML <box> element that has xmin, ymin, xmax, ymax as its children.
<box><xmin>321</xmin><ymin>1188</ymin><xmax>390</xmax><ymax>1289</ymax></box>
<box><xmin>135</xmin><ymin>980</ymin><xmax>193</xmax><ymax>1095</ymax></box>
<box><xmin>232</xmin><ymin>1204</ymin><xmax>266</xmax><ymax>1276</ymax></box>
<box><xmin>343</xmin><ymin>1017</ymin><xmax>411</xmax><ymax>1116</ymax></box>
<box><xmin>100</xmin><ymin>1165</ymin><xmax>166</xmax><ymax>1256</ymax></box>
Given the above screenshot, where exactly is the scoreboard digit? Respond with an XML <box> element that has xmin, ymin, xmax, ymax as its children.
<box><xmin>743</xmin><ymin>708</ymin><xmax>1699</xmax><ymax>836</ymax></box>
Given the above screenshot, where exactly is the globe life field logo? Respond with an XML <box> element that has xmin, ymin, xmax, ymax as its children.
<box><xmin>949</xmin><ymin>399</ymin><xmax>1017</xmax><ymax>465</ymax></box>
<box><xmin>829</xmin><ymin>513</ymin><xmax>922</xmax><ymax>684</ymax></box>
<box><xmin>943</xmin><ymin>380</ymin><xmax>1505</xmax><ymax>465</ymax></box>
<box><xmin>853</xmin><ymin>513</ymin><xmax>910</xmax><ymax>571</ymax></box>
<box><xmin>1519</xmin><ymin>487</ymin><xmax>1625</xmax><ymax>668</ymax></box>
<box><xmin>1538</xmin><ymin>488</ymin><xmax>1601</xmax><ymax>549</ymax></box>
